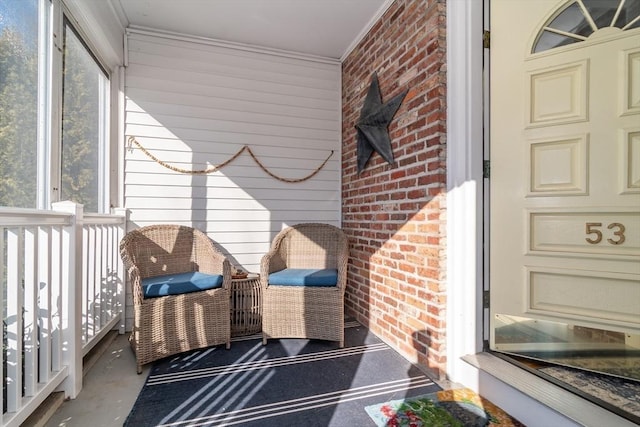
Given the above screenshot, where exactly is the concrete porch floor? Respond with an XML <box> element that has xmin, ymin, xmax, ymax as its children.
<box><xmin>42</xmin><ymin>333</ymin><xmax>149</xmax><ymax>427</ymax></box>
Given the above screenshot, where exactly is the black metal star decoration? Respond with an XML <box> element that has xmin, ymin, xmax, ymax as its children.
<box><xmin>356</xmin><ymin>72</ymin><xmax>407</xmax><ymax>174</ymax></box>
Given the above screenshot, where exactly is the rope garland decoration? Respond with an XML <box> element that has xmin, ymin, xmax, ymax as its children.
<box><xmin>127</xmin><ymin>136</ymin><xmax>334</xmax><ymax>183</ymax></box>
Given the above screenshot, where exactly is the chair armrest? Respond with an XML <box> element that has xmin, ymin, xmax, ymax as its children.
<box><xmin>126</xmin><ymin>265</ymin><xmax>145</xmax><ymax>305</ymax></box>
<box><xmin>260</xmin><ymin>251</ymin><xmax>286</xmax><ymax>289</ymax></box>
<box><xmin>336</xmin><ymin>235</ymin><xmax>349</xmax><ymax>293</ymax></box>
<box><xmin>194</xmin><ymin>239</ymin><xmax>232</xmax><ymax>290</ymax></box>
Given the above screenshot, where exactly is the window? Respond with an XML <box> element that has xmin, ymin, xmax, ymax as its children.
<box><xmin>0</xmin><ymin>1</ymin><xmax>110</xmax><ymax>212</ymax></box>
<box><xmin>533</xmin><ymin>0</ymin><xmax>640</xmax><ymax>53</ymax></box>
<box><xmin>61</xmin><ymin>20</ymin><xmax>109</xmax><ymax>213</ymax></box>
<box><xmin>0</xmin><ymin>0</ymin><xmax>40</xmax><ymax>208</ymax></box>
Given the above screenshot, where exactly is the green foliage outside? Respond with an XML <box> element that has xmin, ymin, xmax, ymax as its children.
<box><xmin>0</xmin><ymin>14</ymin><xmax>104</xmax><ymax>211</ymax></box>
<box><xmin>0</xmin><ymin>26</ymin><xmax>38</xmax><ymax>208</ymax></box>
<box><xmin>61</xmin><ymin>25</ymin><xmax>101</xmax><ymax>213</ymax></box>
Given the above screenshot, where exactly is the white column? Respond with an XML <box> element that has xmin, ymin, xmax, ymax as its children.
<box><xmin>446</xmin><ymin>0</ymin><xmax>485</xmax><ymax>385</ymax></box>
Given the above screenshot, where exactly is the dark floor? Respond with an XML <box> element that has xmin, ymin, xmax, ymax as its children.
<box><xmin>124</xmin><ymin>321</ymin><xmax>444</xmax><ymax>426</ymax></box>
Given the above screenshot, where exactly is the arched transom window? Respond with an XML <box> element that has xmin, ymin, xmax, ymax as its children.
<box><xmin>533</xmin><ymin>0</ymin><xmax>640</xmax><ymax>53</ymax></box>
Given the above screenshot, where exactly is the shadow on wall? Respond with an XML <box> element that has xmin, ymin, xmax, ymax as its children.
<box><xmin>412</xmin><ymin>329</ymin><xmax>439</xmax><ymax>378</ymax></box>
<box><xmin>123</xmin><ymin>34</ymin><xmax>342</xmax><ymax>273</ymax></box>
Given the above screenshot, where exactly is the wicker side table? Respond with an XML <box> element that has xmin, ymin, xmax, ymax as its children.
<box><xmin>230</xmin><ymin>273</ymin><xmax>262</xmax><ymax>336</ymax></box>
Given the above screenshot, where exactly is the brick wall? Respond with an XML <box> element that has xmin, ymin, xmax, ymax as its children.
<box><xmin>341</xmin><ymin>0</ymin><xmax>447</xmax><ymax>378</ymax></box>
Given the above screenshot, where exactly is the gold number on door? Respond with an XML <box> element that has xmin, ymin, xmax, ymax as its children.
<box><xmin>585</xmin><ymin>222</ymin><xmax>626</xmax><ymax>245</ymax></box>
<box><xmin>607</xmin><ymin>222</ymin><xmax>625</xmax><ymax>245</ymax></box>
<box><xmin>585</xmin><ymin>222</ymin><xmax>603</xmax><ymax>244</ymax></box>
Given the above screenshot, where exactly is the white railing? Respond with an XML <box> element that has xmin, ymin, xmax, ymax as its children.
<box><xmin>81</xmin><ymin>211</ymin><xmax>127</xmax><ymax>353</ymax></box>
<box><xmin>0</xmin><ymin>202</ymin><xmax>127</xmax><ymax>427</ymax></box>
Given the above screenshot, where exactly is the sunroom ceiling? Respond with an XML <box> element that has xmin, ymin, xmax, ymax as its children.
<box><xmin>114</xmin><ymin>0</ymin><xmax>390</xmax><ymax>59</ymax></box>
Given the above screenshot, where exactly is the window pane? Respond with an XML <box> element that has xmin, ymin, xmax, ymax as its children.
<box><xmin>61</xmin><ymin>22</ymin><xmax>108</xmax><ymax>213</ymax></box>
<box><xmin>549</xmin><ymin>3</ymin><xmax>594</xmax><ymax>37</ymax></box>
<box><xmin>0</xmin><ymin>0</ymin><xmax>39</xmax><ymax>208</ymax></box>
<box><xmin>533</xmin><ymin>0</ymin><xmax>639</xmax><ymax>53</ymax></box>
<box><xmin>533</xmin><ymin>30</ymin><xmax>581</xmax><ymax>53</ymax></box>
<box><xmin>618</xmin><ymin>0</ymin><xmax>640</xmax><ymax>29</ymax></box>
<box><xmin>582</xmin><ymin>0</ymin><xmax>617</xmax><ymax>29</ymax></box>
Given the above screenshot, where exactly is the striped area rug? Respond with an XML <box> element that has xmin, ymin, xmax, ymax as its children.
<box><xmin>124</xmin><ymin>321</ymin><xmax>441</xmax><ymax>426</ymax></box>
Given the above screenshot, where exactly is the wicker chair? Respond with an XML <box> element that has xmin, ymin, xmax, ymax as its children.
<box><xmin>120</xmin><ymin>224</ymin><xmax>231</xmax><ymax>373</ymax></box>
<box><xmin>261</xmin><ymin>223</ymin><xmax>349</xmax><ymax>347</ymax></box>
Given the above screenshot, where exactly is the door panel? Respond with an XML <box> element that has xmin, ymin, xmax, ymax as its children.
<box><xmin>490</xmin><ymin>0</ymin><xmax>640</xmax><ymax>380</ymax></box>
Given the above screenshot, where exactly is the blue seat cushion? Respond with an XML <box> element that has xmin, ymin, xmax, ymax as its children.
<box><xmin>141</xmin><ymin>272</ymin><xmax>223</xmax><ymax>299</ymax></box>
<box><xmin>268</xmin><ymin>268</ymin><xmax>338</xmax><ymax>287</ymax></box>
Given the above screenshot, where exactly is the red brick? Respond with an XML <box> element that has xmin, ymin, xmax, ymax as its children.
<box><xmin>342</xmin><ymin>0</ymin><xmax>447</xmax><ymax>380</ymax></box>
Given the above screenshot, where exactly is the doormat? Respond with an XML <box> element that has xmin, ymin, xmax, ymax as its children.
<box><xmin>538</xmin><ymin>355</ymin><xmax>640</xmax><ymax>381</ymax></box>
<box><xmin>497</xmin><ymin>352</ymin><xmax>640</xmax><ymax>424</ymax></box>
<box><xmin>365</xmin><ymin>388</ymin><xmax>525</xmax><ymax>427</ymax></box>
<box><xmin>538</xmin><ymin>365</ymin><xmax>640</xmax><ymax>424</ymax></box>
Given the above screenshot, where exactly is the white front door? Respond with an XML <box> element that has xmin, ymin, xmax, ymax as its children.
<box><xmin>490</xmin><ymin>0</ymin><xmax>640</xmax><ymax>373</ymax></box>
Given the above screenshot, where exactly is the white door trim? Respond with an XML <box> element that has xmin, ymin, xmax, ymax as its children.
<box><xmin>445</xmin><ymin>0</ymin><xmax>485</xmax><ymax>382</ymax></box>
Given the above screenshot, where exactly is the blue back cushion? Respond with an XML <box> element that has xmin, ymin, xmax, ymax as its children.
<box><xmin>141</xmin><ymin>272</ymin><xmax>223</xmax><ymax>299</ymax></box>
<box><xmin>268</xmin><ymin>268</ymin><xmax>338</xmax><ymax>287</ymax></box>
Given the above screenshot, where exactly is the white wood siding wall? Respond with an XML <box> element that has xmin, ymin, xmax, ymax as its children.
<box><xmin>124</xmin><ymin>30</ymin><xmax>341</xmax><ymax>278</ymax></box>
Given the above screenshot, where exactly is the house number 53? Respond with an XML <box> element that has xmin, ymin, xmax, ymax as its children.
<box><xmin>585</xmin><ymin>222</ymin><xmax>625</xmax><ymax>245</ymax></box>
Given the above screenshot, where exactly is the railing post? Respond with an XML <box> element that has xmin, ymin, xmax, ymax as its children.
<box><xmin>5</xmin><ymin>227</ymin><xmax>22</xmax><ymax>413</ymax></box>
<box><xmin>113</xmin><ymin>208</ymin><xmax>128</xmax><ymax>334</ymax></box>
<box><xmin>52</xmin><ymin>201</ymin><xmax>83</xmax><ymax>399</ymax></box>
